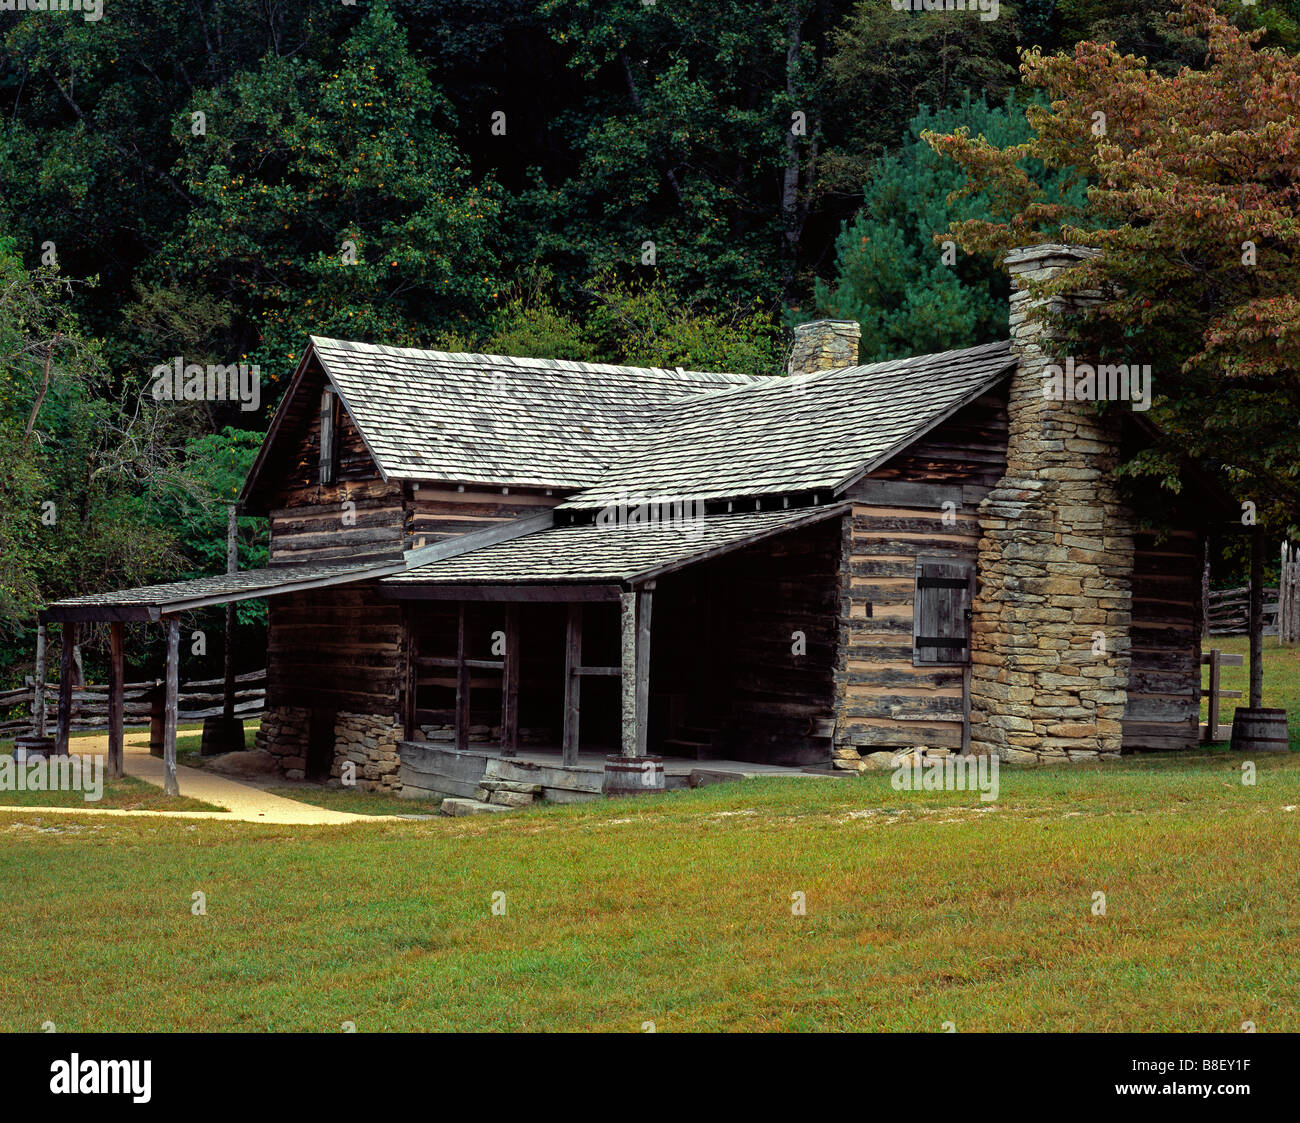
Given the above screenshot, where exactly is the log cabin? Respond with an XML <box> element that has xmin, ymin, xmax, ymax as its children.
<box><xmin>41</xmin><ymin>245</ymin><xmax>1231</xmax><ymax>799</ymax></box>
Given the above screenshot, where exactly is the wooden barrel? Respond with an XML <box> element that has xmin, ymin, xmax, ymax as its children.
<box><xmin>1230</xmin><ymin>708</ymin><xmax>1290</xmax><ymax>753</ymax></box>
<box><xmin>603</xmin><ymin>755</ymin><xmax>664</xmax><ymax>794</ymax></box>
<box><xmin>13</xmin><ymin>735</ymin><xmax>58</xmax><ymax>762</ymax></box>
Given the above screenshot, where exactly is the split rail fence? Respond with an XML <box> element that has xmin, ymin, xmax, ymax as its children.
<box><xmin>0</xmin><ymin>670</ymin><xmax>266</xmax><ymax>739</ymax></box>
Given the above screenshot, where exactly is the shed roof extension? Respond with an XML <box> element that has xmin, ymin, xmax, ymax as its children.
<box><xmin>40</xmin><ymin>559</ymin><xmax>404</xmax><ymax>623</ymax></box>
<box><xmin>383</xmin><ymin>504</ymin><xmax>848</xmax><ymax>590</ymax></box>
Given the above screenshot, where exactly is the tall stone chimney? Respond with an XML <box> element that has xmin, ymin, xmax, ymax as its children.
<box><xmin>968</xmin><ymin>244</ymin><xmax>1135</xmax><ymax>763</ymax></box>
<box><xmin>789</xmin><ymin>319</ymin><xmax>860</xmax><ymax>375</ymax></box>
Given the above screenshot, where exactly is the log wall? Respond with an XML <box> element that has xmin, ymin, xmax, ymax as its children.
<box><xmin>834</xmin><ymin>500</ymin><xmax>981</xmax><ymax>752</ymax></box>
<box><xmin>1122</xmin><ymin>528</ymin><xmax>1203</xmax><ymax>751</ymax></box>
<box><xmin>267</xmin><ymin>584</ymin><xmax>404</xmax><ymax>716</ymax></box>
<box><xmin>833</xmin><ymin>391</ymin><xmax>1008</xmax><ymax>754</ymax></box>
<box><xmin>267</xmin><ymin>367</ymin><xmax>407</xmax><ymax>565</ymax></box>
<box><xmin>407</xmin><ymin>485</ymin><xmax>560</xmax><ymax>548</ymax></box>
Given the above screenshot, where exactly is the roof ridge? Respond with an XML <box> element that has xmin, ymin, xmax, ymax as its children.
<box><xmin>308</xmin><ymin>335</ymin><xmax>761</xmax><ymax>383</ymax></box>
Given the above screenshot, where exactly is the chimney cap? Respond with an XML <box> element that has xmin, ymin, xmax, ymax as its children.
<box><xmin>1004</xmin><ymin>243</ymin><xmax>1100</xmax><ymax>271</ymax></box>
<box><xmin>793</xmin><ymin>317</ymin><xmax>861</xmax><ymax>331</ymax></box>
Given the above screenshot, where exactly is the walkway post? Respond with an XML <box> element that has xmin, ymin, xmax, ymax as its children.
<box><xmin>108</xmin><ymin>621</ymin><xmax>125</xmax><ymax>779</ymax></box>
<box><xmin>32</xmin><ymin>623</ymin><xmax>47</xmax><ymax>738</ymax></box>
<box><xmin>163</xmin><ymin>615</ymin><xmax>180</xmax><ymax>796</ymax></box>
<box><xmin>55</xmin><ymin>621</ymin><xmax>76</xmax><ymax>756</ymax></box>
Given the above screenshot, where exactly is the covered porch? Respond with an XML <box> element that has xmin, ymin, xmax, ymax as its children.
<box><xmin>37</xmin><ymin>559</ymin><xmax>405</xmax><ymax>795</ymax></box>
<box><xmin>382</xmin><ymin>502</ymin><xmax>849</xmax><ymax>798</ymax></box>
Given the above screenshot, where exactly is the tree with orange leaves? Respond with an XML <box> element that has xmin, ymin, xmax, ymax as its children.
<box><xmin>927</xmin><ymin>0</ymin><xmax>1300</xmax><ymax>536</ymax></box>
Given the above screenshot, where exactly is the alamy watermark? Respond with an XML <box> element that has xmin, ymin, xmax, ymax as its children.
<box><xmin>891</xmin><ymin>752</ymin><xmax>999</xmax><ymax>802</ymax></box>
<box><xmin>1</xmin><ymin>0</ymin><xmax>102</xmax><ymax>21</ymax></box>
<box><xmin>1</xmin><ymin>753</ymin><xmax>104</xmax><ymax>801</ymax></box>
<box><xmin>1042</xmin><ymin>356</ymin><xmax>1152</xmax><ymax>412</ymax></box>
<box><xmin>595</xmin><ymin>491</ymin><xmax>707</xmax><ymax>540</ymax></box>
<box><xmin>151</xmin><ymin>357</ymin><xmax>261</xmax><ymax>412</ymax></box>
<box><xmin>890</xmin><ymin>0</ymin><xmax>999</xmax><ymax>21</ymax></box>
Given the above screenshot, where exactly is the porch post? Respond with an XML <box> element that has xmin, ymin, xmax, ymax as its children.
<box><xmin>402</xmin><ymin>603</ymin><xmax>417</xmax><ymax>741</ymax></box>
<box><xmin>562</xmin><ymin>604</ymin><xmax>582</xmax><ymax>766</ymax></box>
<box><xmin>222</xmin><ymin>504</ymin><xmax>237</xmax><ymax>724</ymax></box>
<box><xmin>163</xmin><ymin>614</ymin><xmax>180</xmax><ymax>796</ymax></box>
<box><xmin>108</xmin><ymin>621</ymin><xmax>125</xmax><ymax>780</ymax></box>
<box><xmin>636</xmin><ymin>583</ymin><xmax>654</xmax><ymax>757</ymax></box>
<box><xmin>55</xmin><ymin>621</ymin><xmax>76</xmax><ymax>755</ymax></box>
<box><xmin>620</xmin><ymin>591</ymin><xmax>637</xmax><ymax>757</ymax></box>
<box><xmin>501</xmin><ymin>603</ymin><xmax>520</xmax><ymax>756</ymax></box>
<box><xmin>33</xmin><ymin>623</ymin><xmax>47</xmax><ymax>737</ymax></box>
<box><xmin>455</xmin><ymin>603</ymin><xmax>470</xmax><ymax>751</ymax></box>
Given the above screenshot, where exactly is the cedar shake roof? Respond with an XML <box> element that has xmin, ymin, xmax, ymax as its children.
<box><xmin>309</xmin><ymin>336</ymin><xmax>764</xmax><ymax>490</ymax></box>
<box><xmin>382</xmin><ymin>504</ymin><xmax>848</xmax><ymax>588</ymax></box>
<box><xmin>558</xmin><ymin>340</ymin><xmax>1016</xmax><ymax>509</ymax></box>
<box><xmin>40</xmin><ymin>560</ymin><xmax>404</xmax><ymax>622</ymax></box>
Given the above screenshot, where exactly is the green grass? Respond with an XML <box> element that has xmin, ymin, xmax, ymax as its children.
<box><xmin>1201</xmin><ymin>634</ymin><xmax>1300</xmax><ymax>745</ymax></box>
<box><xmin>175</xmin><ymin>722</ymin><xmax>260</xmax><ymax>768</ymax></box>
<box><xmin>264</xmin><ymin>785</ymin><xmax>444</xmax><ymax>817</ymax></box>
<box><xmin>0</xmin><ymin>739</ymin><xmax>223</xmax><ymax>812</ymax></box>
<box><xmin>2</xmin><ymin>749</ymin><xmax>1297</xmax><ymax>1032</ymax></box>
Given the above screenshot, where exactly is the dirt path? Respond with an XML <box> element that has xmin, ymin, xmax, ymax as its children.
<box><xmin>0</xmin><ymin>730</ymin><xmax>404</xmax><ymax>825</ymax></box>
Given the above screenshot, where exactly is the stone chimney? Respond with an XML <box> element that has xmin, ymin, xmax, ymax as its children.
<box><xmin>968</xmin><ymin>244</ymin><xmax>1134</xmax><ymax>764</ymax></box>
<box><xmin>789</xmin><ymin>319</ymin><xmax>860</xmax><ymax>375</ymax></box>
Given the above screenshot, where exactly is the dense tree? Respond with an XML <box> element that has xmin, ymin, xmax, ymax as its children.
<box><xmin>928</xmin><ymin>0</ymin><xmax>1300</xmax><ymax>536</ymax></box>
<box><xmin>811</xmin><ymin>95</ymin><xmax>1086</xmax><ymax>361</ymax></box>
<box><xmin>154</xmin><ymin>3</ymin><xmax>505</xmax><ymax>393</ymax></box>
<box><xmin>0</xmin><ymin>239</ymin><xmax>186</xmax><ymax>677</ymax></box>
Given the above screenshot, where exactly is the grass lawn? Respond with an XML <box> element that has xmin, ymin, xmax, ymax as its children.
<box><xmin>175</xmin><ymin>721</ymin><xmax>260</xmax><ymax>768</ymax></box>
<box><xmin>1</xmin><ymin>748</ymin><xmax>1297</xmax><ymax>1032</ymax></box>
<box><xmin>1201</xmin><ymin>634</ymin><xmax>1300</xmax><ymax>745</ymax></box>
<box><xmin>0</xmin><ymin>734</ymin><xmax>222</xmax><ymax>813</ymax></box>
<box><xmin>264</xmin><ymin>785</ymin><xmax>444</xmax><ymax>817</ymax></box>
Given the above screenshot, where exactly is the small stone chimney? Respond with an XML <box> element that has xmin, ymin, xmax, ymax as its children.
<box><xmin>968</xmin><ymin>244</ymin><xmax>1135</xmax><ymax>763</ymax></box>
<box><xmin>789</xmin><ymin>319</ymin><xmax>860</xmax><ymax>375</ymax></box>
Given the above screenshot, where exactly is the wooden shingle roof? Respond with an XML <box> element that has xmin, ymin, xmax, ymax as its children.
<box><xmin>40</xmin><ymin>559</ymin><xmax>404</xmax><ymax>622</ymax></box>
<box><xmin>382</xmin><ymin>505</ymin><xmax>848</xmax><ymax>588</ymax></box>
<box><xmin>559</xmin><ymin>340</ymin><xmax>1015</xmax><ymax>509</ymax></box>
<box><xmin>311</xmin><ymin>336</ymin><xmax>763</xmax><ymax>490</ymax></box>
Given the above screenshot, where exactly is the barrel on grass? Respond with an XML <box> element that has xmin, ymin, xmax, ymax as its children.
<box><xmin>1229</xmin><ymin>708</ymin><xmax>1290</xmax><ymax>753</ymax></box>
<box><xmin>13</xmin><ymin>735</ymin><xmax>58</xmax><ymax>763</ymax></box>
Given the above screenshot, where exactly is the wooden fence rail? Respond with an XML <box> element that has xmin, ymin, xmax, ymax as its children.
<box><xmin>1207</xmin><ymin>586</ymin><xmax>1280</xmax><ymax>636</ymax></box>
<box><xmin>1200</xmin><ymin>648</ymin><xmax>1244</xmax><ymax>742</ymax></box>
<box><xmin>1279</xmin><ymin>542</ymin><xmax>1300</xmax><ymax>645</ymax></box>
<box><xmin>0</xmin><ymin>670</ymin><xmax>266</xmax><ymax>738</ymax></box>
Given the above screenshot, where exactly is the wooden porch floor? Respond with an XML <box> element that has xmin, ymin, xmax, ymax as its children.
<box><xmin>397</xmin><ymin>740</ymin><xmax>842</xmax><ymax>801</ymax></box>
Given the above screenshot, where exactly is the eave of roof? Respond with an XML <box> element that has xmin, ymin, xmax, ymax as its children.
<box><xmin>382</xmin><ymin>503</ymin><xmax>849</xmax><ymax>589</ymax></box>
<box><xmin>39</xmin><ymin>559</ymin><xmax>405</xmax><ymax>623</ymax></box>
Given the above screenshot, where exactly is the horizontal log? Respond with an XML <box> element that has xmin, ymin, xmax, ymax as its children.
<box><xmin>853</xmin><ymin>514</ymin><xmax>980</xmax><ymax>535</ymax></box>
<box><xmin>838</xmin><ymin>667</ymin><xmax>964</xmax><ymax>689</ymax></box>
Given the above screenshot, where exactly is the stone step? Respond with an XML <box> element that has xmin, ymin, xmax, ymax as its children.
<box><xmin>440</xmin><ymin>797</ymin><xmax>513</xmax><ymax>817</ymax></box>
<box><xmin>478</xmin><ymin>779</ymin><xmax>543</xmax><ymax>795</ymax></box>
<box><xmin>483</xmin><ymin>789</ymin><xmax>535</xmax><ymax>808</ymax></box>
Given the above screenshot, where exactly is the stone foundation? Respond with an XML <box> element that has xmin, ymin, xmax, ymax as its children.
<box><xmin>332</xmin><ymin>711</ymin><xmax>404</xmax><ymax>792</ymax></box>
<box><xmin>255</xmin><ymin>704</ymin><xmax>405</xmax><ymax>792</ymax></box>
<box><xmin>969</xmin><ymin>245</ymin><xmax>1134</xmax><ymax>763</ymax></box>
<box><xmin>255</xmin><ymin>704</ymin><xmax>310</xmax><ymax>778</ymax></box>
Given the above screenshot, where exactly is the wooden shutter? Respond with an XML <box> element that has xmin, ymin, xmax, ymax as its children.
<box><xmin>913</xmin><ymin>559</ymin><xmax>974</xmax><ymax>666</ymax></box>
<box><xmin>319</xmin><ymin>389</ymin><xmax>339</xmax><ymax>486</ymax></box>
